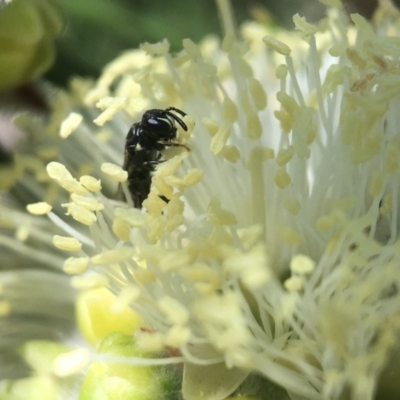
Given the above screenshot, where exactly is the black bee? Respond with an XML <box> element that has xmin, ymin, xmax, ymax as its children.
<box><xmin>122</xmin><ymin>107</ymin><xmax>190</xmax><ymax>208</ymax></box>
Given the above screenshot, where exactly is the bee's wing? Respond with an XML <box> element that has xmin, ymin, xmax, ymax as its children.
<box><xmin>122</xmin><ymin>149</ymin><xmax>131</xmax><ymax>170</ymax></box>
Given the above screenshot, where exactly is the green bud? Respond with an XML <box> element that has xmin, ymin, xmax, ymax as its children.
<box><xmin>0</xmin><ymin>376</ymin><xmax>58</xmax><ymax>400</ymax></box>
<box><xmin>0</xmin><ymin>0</ymin><xmax>63</xmax><ymax>90</ymax></box>
<box><xmin>20</xmin><ymin>340</ymin><xmax>71</xmax><ymax>375</ymax></box>
<box><xmin>80</xmin><ymin>332</ymin><xmax>180</xmax><ymax>400</ymax></box>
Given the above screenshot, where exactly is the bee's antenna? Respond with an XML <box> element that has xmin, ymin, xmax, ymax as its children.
<box><xmin>165</xmin><ymin>108</ymin><xmax>188</xmax><ymax>131</ymax></box>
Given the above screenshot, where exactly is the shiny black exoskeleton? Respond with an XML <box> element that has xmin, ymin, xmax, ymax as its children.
<box><xmin>122</xmin><ymin>107</ymin><xmax>189</xmax><ymax>208</ymax></box>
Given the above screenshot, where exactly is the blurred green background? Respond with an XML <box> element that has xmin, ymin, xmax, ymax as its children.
<box><xmin>46</xmin><ymin>0</ymin><xmax>382</xmax><ymax>86</ymax></box>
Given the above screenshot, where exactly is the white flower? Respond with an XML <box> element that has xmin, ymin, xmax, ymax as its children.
<box><xmin>2</xmin><ymin>1</ymin><xmax>400</xmax><ymax>399</ymax></box>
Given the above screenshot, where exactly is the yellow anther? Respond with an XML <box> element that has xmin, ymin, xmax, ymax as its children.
<box><xmin>94</xmin><ymin>97</ymin><xmax>126</xmax><ymax>126</ymax></box>
<box><xmin>220</xmin><ymin>145</ymin><xmax>241</xmax><ymax>163</ymax></box>
<box><xmin>71</xmin><ymin>194</ymin><xmax>104</xmax><ymax>211</ymax></box>
<box><xmin>262</xmin><ymin>36</ymin><xmax>292</xmax><ymax>56</ymax></box>
<box><xmin>274</xmin><ymin>168</ymin><xmax>291</xmax><ymax>189</ymax></box>
<box><xmin>222</xmin><ymin>97</ymin><xmax>238</xmax><ymax>122</ymax></box>
<box><xmin>53</xmin><ymin>235</ymin><xmax>82</xmax><ymax>252</ymax></box>
<box><xmin>284</xmin><ymin>276</ymin><xmax>304</xmax><ymax>292</ymax></box>
<box><xmin>159</xmin><ymin>250</ymin><xmax>193</xmax><ymax>271</ymax></box>
<box><xmin>207</xmin><ymin>197</ymin><xmax>237</xmax><ymax>226</ymax></box>
<box><xmin>26</xmin><ymin>202</ymin><xmax>52</xmax><ymax>215</ymax></box>
<box><xmin>202</xmin><ymin>118</ymin><xmax>220</xmax><ymax>137</ymax></box>
<box><xmin>293</xmin><ymin>14</ymin><xmax>318</xmax><ymax>35</ymax></box>
<box><xmin>101</xmin><ymin>163</ymin><xmax>128</xmax><ymax>182</ymax></box>
<box><xmin>47</xmin><ymin>162</ymin><xmax>74</xmax><ymax>181</ymax></box>
<box><xmin>183</xmin><ymin>38</ymin><xmax>202</xmax><ymax>59</ymax></box>
<box><xmin>80</xmin><ymin>175</ymin><xmax>102</xmax><ymax>192</ymax></box>
<box><xmin>62</xmin><ymin>203</ymin><xmax>97</xmax><ymax>226</ymax></box>
<box><xmin>165</xmin><ymin>326</ymin><xmax>191</xmax><ymax>347</ymax></box>
<box><xmin>276</xmin><ymin>64</ymin><xmax>288</xmax><ymax>79</ymax></box>
<box><xmin>249</xmin><ymin>78</ymin><xmax>267</xmax><ymax>110</ymax></box>
<box><xmin>152</xmin><ymin>175</ymin><xmax>174</xmax><ymax>199</ymax></box>
<box><xmin>134</xmin><ymin>269</ymin><xmax>157</xmax><ymax>284</ymax></box>
<box><xmin>210</xmin><ymin>124</ymin><xmax>231</xmax><ymax>155</ymax></box>
<box><xmin>276</xmin><ymin>146</ymin><xmax>294</xmax><ymax>167</ymax></box>
<box><xmin>368</xmin><ymin>172</ymin><xmax>384</xmax><ymax>197</ymax></box>
<box><xmin>158</xmin><ymin>296</ymin><xmax>189</xmax><ymax>325</ymax></box>
<box><xmin>112</xmin><ymin>217</ymin><xmax>131</xmax><ymax>242</ymax></box>
<box><xmin>274</xmin><ymin>110</ymin><xmax>293</xmax><ymax>133</ymax></box>
<box><xmin>140</xmin><ymin>39</ymin><xmax>170</xmax><ymax>56</ymax></box>
<box><xmin>183</xmin><ymin>169</ymin><xmax>204</xmax><ymax>185</ymax></box>
<box><xmin>47</xmin><ymin>162</ymin><xmax>87</xmax><ymax>195</ymax></box>
<box><xmin>59</xmin><ymin>112</ymin><xmax>83</xmax><ymax>138</ymax></box>
<box><xmin>290</xmin><ymin>254</ymin><xmax>315</xmax><ymax>275</ymax></box>
<box><xmin>155</xmin><ymin>156</ymin><xmax>183</xmax><ymax>177</ymax></box>
<box><xmin>63</xmin><ymin>257</ymin><xmax>90</xmax><ymax>275</ymax></box>
<box><xmin>114</xmin><ymin>207</ymin><xmax>147</xmax><ymax>228</ymax></box>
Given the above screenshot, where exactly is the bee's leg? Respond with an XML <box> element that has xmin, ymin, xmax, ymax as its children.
<box><xmin>157</xmin><ymin>140</ymin><xmax>190</xmax><ymax>151</ymax></box>
<box><xmin>144</xmin><ymin>159</ymin><xmax>166</xmax><ymax>166</ymax></box>
<box><xmin>159</xmin><ymin>195</ymin><xmax>170</xmax><ymax>204</ymax></box>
